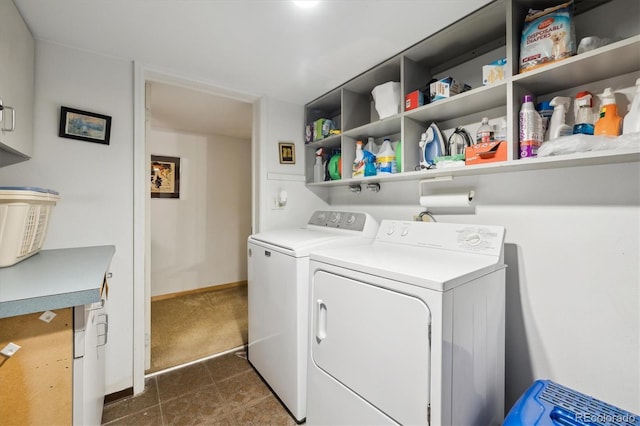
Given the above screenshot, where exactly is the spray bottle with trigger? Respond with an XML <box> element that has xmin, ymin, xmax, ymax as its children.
<box><xmin>547</xmin><ymin>96</ymin><xmax>572</xmax><ymax>140</ymax></box>
<box><xmin>314</xmin><ymin>148</ymin><xmax>325</xmax><ymax>183</ymax></box>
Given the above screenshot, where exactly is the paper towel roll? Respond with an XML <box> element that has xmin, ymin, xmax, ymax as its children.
<box><xmin>419</xmin><ymin>191</ymin><xmax>474</xmax><ymax>208</ymax></box>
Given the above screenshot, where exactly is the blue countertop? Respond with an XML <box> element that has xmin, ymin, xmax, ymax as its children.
<box><xmin>0</xmin><ymin>245</ymin><xmax>115</xmax><ymax>319</ymax></box>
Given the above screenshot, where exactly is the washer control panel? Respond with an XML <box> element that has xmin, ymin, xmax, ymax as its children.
<box><xmin>308</xmin><ymin>211</ymin><xmax>369</xmax><ymax>232</ymax></box>
<box><xmin>377</xmin><ymin>220</ymin><xmax>505</xmax><ymax>257</ymax></box>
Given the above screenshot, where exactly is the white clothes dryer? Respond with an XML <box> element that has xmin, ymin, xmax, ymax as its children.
<box><xmin>247</xmin><ymin>211</ymin><xmax>378</xmax><ymax>422</ymax></box>
<box><xmin>307</xmin><ymin>220</ymin><xmax>507</xmax><ymax>426</ymax></box>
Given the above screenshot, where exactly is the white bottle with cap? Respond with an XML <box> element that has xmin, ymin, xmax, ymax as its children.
<box><xmin>314</xmin><ymin>148</ymin><xmax>325</xmax><ymax>183</ymax></box>
<box><xmin>623</xmin><ymin>78</ymin><xmax>640</xmax><ymax>135</ymax></box>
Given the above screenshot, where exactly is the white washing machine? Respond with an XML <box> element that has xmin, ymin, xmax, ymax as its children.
<box><xmin>307</xmin><ymin>220</ymin><xmax>507</xmax><ymax>426</ymax></box>
<box><xmin>247</xmin><ymin>210</ymin><xmax>378</xmax><ymax>422</ymax></box>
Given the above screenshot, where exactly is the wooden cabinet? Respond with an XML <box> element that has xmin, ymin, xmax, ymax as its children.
<box><xmin>0</xmin><ymin>0</ymin><xmax>35</xmax><ymax>167</ymax></box>
<box><xmin>0</xmin><ymin>308</ymin><xmax>73</xmax><ymax>425</ymax></box>
<box><xmin>304</xmin><ymin>0</ymin><xmax>640</xmax><ymax>187</ymax></box>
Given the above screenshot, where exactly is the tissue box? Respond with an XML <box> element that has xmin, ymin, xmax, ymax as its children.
<box><xmin>465</xmin><ymin>140</ymin><xmax>507</xmax><ymax>165</ymax></box>
<box><xmin>405</xmin><ymin>90</ymin><xmax>424</xmax><ymax>111</ymax></box>
<box><xmin>482</xmin><ymin>58</ymin><xmax>507</xmax><ymax>85</ymax></box>
<box><xmin>429</xmin><ymin>77</ymin><xmax>471</xmax><ymax>102</ymax></box>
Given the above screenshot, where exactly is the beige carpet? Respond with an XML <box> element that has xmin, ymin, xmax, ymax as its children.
<box><xmin>148</xmin><ymin>284</ymin><xmax>248</xmax><ymax>373</ymax></box>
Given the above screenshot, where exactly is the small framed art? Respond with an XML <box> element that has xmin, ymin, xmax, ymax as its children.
<box><xmin>59</xmin><ymin>106</ymin><xmax>112</xmax><ymax>145</ymax></box>
<box><xmin>279</xmin><ymin>142</ymin><xmax>295</xmax><ymax>164</ymax></box>
<box><xmin>150</xmin><ymin>155</ymin><xmax>180</xmax><ymax>199</ymax></box>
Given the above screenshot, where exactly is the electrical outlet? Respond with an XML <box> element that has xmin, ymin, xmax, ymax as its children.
<box><xmin>1</xmin><ymin>342</ymin><xmax>21</xmax><ymax>357</ymax></box>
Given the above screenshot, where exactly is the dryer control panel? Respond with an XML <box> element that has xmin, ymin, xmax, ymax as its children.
<box><xmin>377</xmin><ymin>220</ymin><xmax>505</xmax><ymax>257</ymax></box>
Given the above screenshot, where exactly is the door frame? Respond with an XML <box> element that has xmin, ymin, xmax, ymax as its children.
<box><xmin>133</xmin><ymin>62</ymin><xmax>260</xmax><ymax>393</ymax></box>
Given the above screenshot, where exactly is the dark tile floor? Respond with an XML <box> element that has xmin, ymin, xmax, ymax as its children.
<box><xmin>102</xmin><ymin>350</ymin><xmax>297</xmax><ymax>425</ymax></box>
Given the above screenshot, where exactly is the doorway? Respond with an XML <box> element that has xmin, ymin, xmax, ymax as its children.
<box><xmin>144</xmin><ymin>77</ymin><xmax>255</xmax><ymax>373</ymax></box>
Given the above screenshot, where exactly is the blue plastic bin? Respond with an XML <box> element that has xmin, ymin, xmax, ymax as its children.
<box><xmin>504</xmin><ymin>380</ymin><xmax>639</xmax><ymax>426</ymax></box>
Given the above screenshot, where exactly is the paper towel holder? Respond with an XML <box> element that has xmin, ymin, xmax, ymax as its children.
<box><xmin>418</xmin><ymin>176</ymin><xmax>453</xmax><ymax>198</ymax></box>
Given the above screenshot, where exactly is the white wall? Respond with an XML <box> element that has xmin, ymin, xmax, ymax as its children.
<box><xmin>255</xmin><ymin>96</ymin><xmax>328</xmax><ymax>233</ymax></box>
<box><xmin>328</xmin><ymin>162</ymin><xmax>640</xmax><ymax>413</ymax></box>
<box><xmin>0</xmin><ymin>41</ymin><xmax>135</xmax><ymax>393</ymax></box>
<box><xmin>149</xmin><ymin>128</ymin><xmax>251</xmax><ymax>296</ymax></box>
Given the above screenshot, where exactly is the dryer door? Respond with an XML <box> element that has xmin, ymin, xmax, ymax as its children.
<box><xmin>311</xmin><ymin>270</ymin><xmax>432</xmax><ymax>425</ymax></box>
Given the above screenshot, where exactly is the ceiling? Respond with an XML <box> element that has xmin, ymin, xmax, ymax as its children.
<box><xmin>14</xmin><ymin>0</ymin><xmax>492</xmax><ymax>139</ymax></box>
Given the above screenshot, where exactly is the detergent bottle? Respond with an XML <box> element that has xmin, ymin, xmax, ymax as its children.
<box><xmin>352</xmin><ymin>140</ymin><xmax>365</xmax><ymax>178</ymax></box>
<box><xmin>519</xmin><ymin>94</ymin><xmax>543</xmax><ymax>158</ymax></box>
<box><xmin>364</xmin><ymin>137</ymin><xmax>378</xmax><ymax>155</ymax></box>
<box><xmin>622</xmin><ymin>78</ymin><xmax>640</xmax><ymax>135</ymax></box>
<box><xmin>548</xmin><ymin>96</ymin><xmax>572</xmax><ymax>139</ymax></box>
<box><xmin>594</xmin><ymin>88</ymin><xmax>622</xmax><ymax>136</ymax></box>
<box><xmin>363</xmin><ymin>140</ymin><xmax>377</xmax><ymax>177</ymax></box>
<box><xmin>376</xmin><ymin>138</ymin><xmax>397</xmax><ymax>175</ymax></box>
<box><xmin>536</xmin><ymin>100</ymin><xmax>554</xmax><ymax>141</ymax></box>
<box><xmin>313</xmin><ymin>148</ymin><xmax>325</xmax><ymax>183</ymax></box>
<box><xmin>572</xmin><ymin>91</ymin><xmax>595</xmax><ymax>135</ymax></box>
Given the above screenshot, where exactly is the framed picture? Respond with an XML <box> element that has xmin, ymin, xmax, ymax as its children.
<box><xmin>58</xmin><ymin>106</ymin><xmax>112</xmax><ymax>145</ymax></box>
<box><xmin>150</xmin><ymin>155</ymin><xmax>180</xmax><ymax>199</ymax></box>
<box><xmin>279</xmin><ymin>142</ymin><xmax>295</xmax><ymax>164</ymax></box>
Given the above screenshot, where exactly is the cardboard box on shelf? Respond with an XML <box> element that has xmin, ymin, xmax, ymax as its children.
<box><xmin>405</xmin><ymin>90</ymin><xmax>424</xmax><ymax>111</ymax></box>
<box><xmin>482</xmin><ymin>58</ymin><xmax>507</xmax><ymax>85</ymax></box>
<box><xmin>429</xmin><ymin>77</ymin><xmax>471</xmax><ymax>102</ymax></box>
<box><xmin>465</xmin><ymin>140</ymin><xmax>507</xmax><ymax>165</ymax></box>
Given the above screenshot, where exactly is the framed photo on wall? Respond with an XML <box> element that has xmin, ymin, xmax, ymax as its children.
<box><xmin>58</xmin><ymin>106</ymin><xmax>112</xmax><ymax>145</ymax></box>
<box><xmin>150</xmin><ymin>155</ymin><xmax>180</xmax><ymax>198</ymax></box>
<box><xmin>279</xmin><ymin>142</ymin><xmax>295</xmax><ymax>164</ymax></box>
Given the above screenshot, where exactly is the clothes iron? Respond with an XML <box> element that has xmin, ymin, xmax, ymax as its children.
<box><xmin>418</xmin><ymin>123</ymin><xmax>445</xmax><ymax>168</ymax></box>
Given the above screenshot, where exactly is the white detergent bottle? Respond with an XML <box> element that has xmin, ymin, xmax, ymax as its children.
<box><xmin>623</xmin><ymin>78</ymin><xmax>640</xmax><ymax>135</ymax></box>
<box><xmin>548</xmin><ymin>96</ymin><xmax>572</xmax><ymax>140</ymax></box>
<box><xmin>376</xmin><ymin>138</ymin><xmax>397</xmax><ymax>175</ymax></box>
<box><xmin>365</xmin><ymin>136</ymin><xmax>378</xmax><ymax>154</ymax></box>
<box><xmin>352</xmin><ymin>141</ymin><xmax>365</xmax><ymax>178</ymax></box>
<box><xmin>313</xmin><ymin>148</ymin><xmax>324</xmax><ymax>183</ymax></box>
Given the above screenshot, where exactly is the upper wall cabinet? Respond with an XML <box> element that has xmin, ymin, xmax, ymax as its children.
<box><xmin>0</xmin><ymin>0</ymin><xmax>35</xmax><ymax>167</ymax></box>
<box><xmin>304</xmin><ymin>0</ymin><xmax>640</xmax><ymax>187</ymax></box>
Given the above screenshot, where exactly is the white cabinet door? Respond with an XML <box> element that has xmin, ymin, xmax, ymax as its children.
<box><xmin>311</xmin><ymin>271</ymin><xmax>432</xmax><ymax>426</ymax></box>
<box><xmin>73</xmin><ymin>304</ymin><xmax>107</xmax><ymax>426</ymax></box>
<box><xmin>0</xmin><ymin>0</ymin><xmax>35</xmax><ymax>165</ymax></box>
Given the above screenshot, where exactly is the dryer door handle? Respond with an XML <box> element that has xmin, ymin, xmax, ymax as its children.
<box><xmin>315</xmin><ymin>299</ymin><xmax>327</xmax><ymax>342</ymax></box>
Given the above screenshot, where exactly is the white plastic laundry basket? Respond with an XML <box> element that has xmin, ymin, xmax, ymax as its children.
<box><xmin>0</xmin><ymin>187</ymin><xmax>60</xmax><ymax>267</ymax></box>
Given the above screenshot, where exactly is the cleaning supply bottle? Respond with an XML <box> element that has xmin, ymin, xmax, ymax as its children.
<box><xmin>394</xmin><ymin>140</ymin><xmax>402</xmax><ymax>172</ymax></box>
<box><xmin>573</xmin><ymin>91</ymin><xmax>595</xmax><ymax>135</ymax></box>
<box><xmin>623</xmin><ymin>78</ymin><xmax>640</xmax><ymax>135</ymax></box>
<box><xmin>519</xmin><ymin>94</ymin><xmax>543</xmax><ymax>158</ymax></box>
<box><xmin>352</xmin><ymin>141</ymin><xmax>365</xmax><ymax>178</ymax></box>
<box><xmin>364</xmin><ymin>136</ymin><xmax>378</xmax><ymax>155</ymax></box>
<box><xmin>363</xmin><ymin>142</ymin><xmax>377</xmax><ymax>177</ymax></box>
<box><xmin>548</xmin><ymin>96</ymin><xmax>572</xmax><ymax>140</ymax></box>
<box><xmin>313</xmin><ymin>148</ymin><xmax>324</xmax><ymax>183</ymax></box>
<box><xmin>536</xmin><ymin>100</ymin><xmax>554</xmax><ymax>141</ymax></box>
<box><xmin>376</xmin><ymin>138</ymin><xmax>397</xmax><ymax>175</ymax></box>
<box><xmin>594</xmin><ymin>87</ymin><xmax>622</xmax><ymax>136</ymax></box>
<box><xmin>476</xmin><ymin>117</ymin><xmax>494</xmax><ymax>143</ymax></box>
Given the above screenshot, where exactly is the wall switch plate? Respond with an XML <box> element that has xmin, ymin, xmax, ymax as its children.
<box><xmin>1</xmin><ymin>342</ymin><xmax>21</xmax><ymax>357</ymax></box>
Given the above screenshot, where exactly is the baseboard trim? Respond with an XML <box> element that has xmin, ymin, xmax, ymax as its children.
<box><xmin>151</xmin><ymin>281</ymin><xmax>247</xmax><ymax>302</ymax></box>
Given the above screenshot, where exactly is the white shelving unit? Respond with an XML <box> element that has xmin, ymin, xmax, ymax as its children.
<box><xmin>303</xmin><ymin>0</ymin><xmax>640</xmax><ymax>188</ymax></box>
